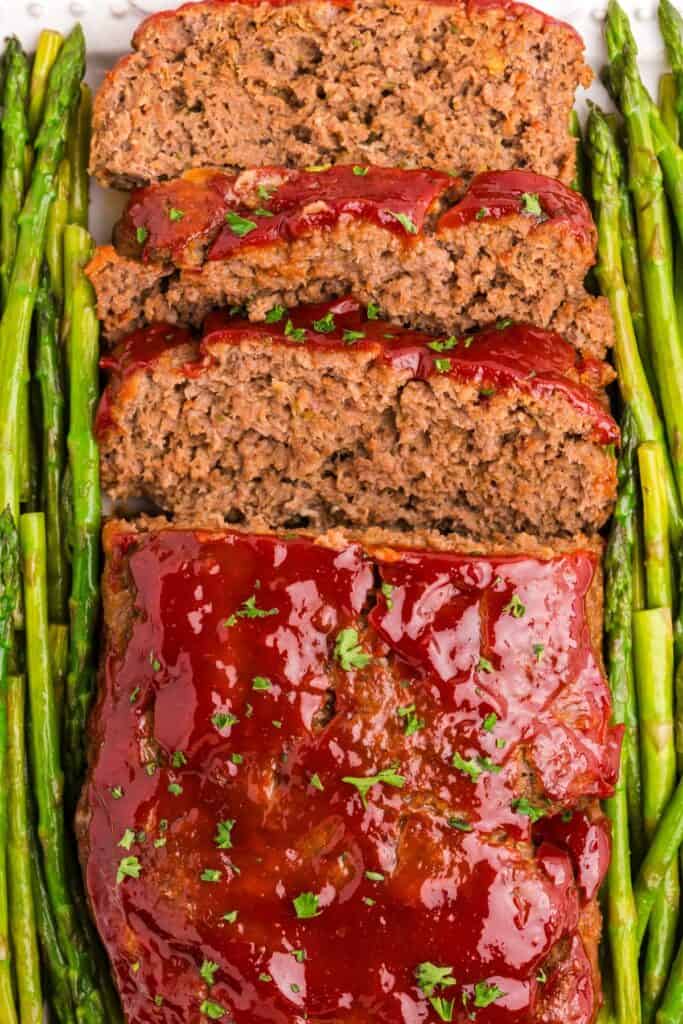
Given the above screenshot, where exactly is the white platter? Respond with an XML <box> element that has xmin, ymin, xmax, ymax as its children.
<box><xmin>3</xmin><ymin>0</ymin><xmax>674</xmax><ymax>245</ymax></box>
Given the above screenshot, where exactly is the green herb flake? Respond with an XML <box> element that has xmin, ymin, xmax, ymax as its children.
<box><xmin>435</xmin><ymin>358</ymin><xmax>452</xmax><ymax>374</ymax></box>
<box><xmin>365</xmin><ymin>870</ymin><xmax>385</xmax><ymax>882</ymax></box>
<box><xmin>479</xmin><ymin>387</ymin><xmax>496</xmax><ymax>398</ymax></box>
<box><xmin>521</xmin><ymin>192</ymin><xmax>543</xmax><ymax>216</ymax></box>
<box><xmin>223</xmin><ymin>910</ymin><xmax>239</xmax><ymax>923</ymax></box>
<box><xmin>118</xmin><ymin>829</ymin><xmax>136</xmax><ymax>851</ymax></box>
<box><xmin>447</xmin><ymin>817</ymin><xmax>473</xmax><ymax>832</ymax></box>
<box><xmin>496</xmin><ymin>318</ymin><xmax>513</xmax><ymax>330</ymax></box>
<box><xmin>536</xmin><ymin>968</ymin><xmax>547</xmax><ymax>984</ymax></box>
<box><xmin>292</xmin><ymin>949</ymin><xmax>306</xmax><ymax>962</ymax></box>
<box><xmin>334</xmin><ymin>628</ymin><xmax>372</xmax><ymax>671</ymax></box>
<box><xmin>150</xmin><ymin>653</ymin><xmax>161</xmax><ymax>672</ymax></box>
<box><xmin>310</xmin><ymin>773</ymin><xmax>324</xmax><ymax>791</ymax></box>
<box><xmin>477</xmin><ymin>656</ymin><xmax>494</xmax><ymax>674</ymax></box>
<box><xmin>259</xmin><ymin>973</ymin><xmax>273</xmax><ymax>983</ymax></box>
<box><xmin>154</xmin><ymin>838</ymin><xmax>167</xmax><ymax>848</ymax></box>
<box><xmin>116</xmin><ymin>856</ymin><xmax>142</xmax><ymax>885</ymax></box>
<box><xmin>214</xmin><ymin>819</ymin><xmax>236</xmax><ymax>850</ymax></box>
<box><xmin>265</xmin><ymin>304</ymin><xmax>286</xmax><ymax>323</ymax></box>
<box><xmin>284</xmin><ymin>319</ymin><xmax>306</xmax><ymax>342</ymax></box>
<box><xmin>496</xmin><ymin>738</ymin><xmax>507</xmax><ymax>749</ymax></box>
<box><xmin>136</xmin><ymin>226</ymin><xmax>149</xmax><ymax>245</ymax></box>
<box><xmin>171</xmin><ymin>750</ymin><xmax>187</xmax><ymax>768</ymax></box>
<box><xmin>427</xmin><ymin>336</ymin><xmax>458</xmax><ymax>352</ymax></box>
<box><xmin>201</xmin><ymin>869</ymin><xmax>222</xmax><ymax>883</ymax></box>
<box><xmin>252</xmin><ymin>676</ymin><xmax>272</xmax><ymax>691</ymax></box>
<box><xmin>512</xmin><ymin>797</ymin><xmax>546</xmax><ymax>823</ymax></box>
<box><xmin>367</xmin><ymin>302</ymin><xmax>381</xmax><ymax>320</ymax></box>
<box><xmin>482</xmin><ymin>712</ymin><xmax>498</xmax><ymax>733</ymax></box>
<box><xmin>451</xmin><ymin>753</ymin><xmax>501</xmax><ymax>782</ymax></box>
<box><xmin>381</xmin><ymin>581</ymin><xmax>395</xmax><ymax>609</ymax></box>
<box><xmin>342</xmin><ymin>764</ymin><xmax>405</xmax><ymax>808</ymax></box>
<box><xmin>200</xmin><ymin>960</ymin><xmax>219</xmax><ymax>985</ymax></box>
<box><xmin>231</xmin><ymin>753</ymin><xmax>244</xmax><ymax>765</ymax></box>
<box><xmin>254</xmin><ymin>207</ymin><xmax>273</xmax><ymax>217</ymax></box>
<box><xmin>129</xmin><ymin>687</ymin><xmax>141</xmax><ymax>704</ymax></box>
<box><xmin>272</xmin><ymin>719</ymin><xmax>282</xmax><ymax>729</ymax></box>
<box><xmin>200</xmin><ymin>1000</ymin><xmax>227</xmax><ymax>1020</ymax></box>
<box><xmin>257</xmin><ymin>184</ymin><xmax>274</xmax><ymax>201</ymax></box>
<box><xmin>168</xmin><ymin>782</ymin><xmax>183</xmax><ymax>796</ymax></box>
<box><xmin>474</xmin><ymin>981</ymin><xmax>506</xmax><ymax>1008</ymax></box>
<box><xmin>225</xmin><ymin>210</ymin><xmax>258</xmax><ymax>236</ymax></box>
<box><xmin>154</xmin><ymin>995</ymin><xmax>164</xmax><ymax>1007</ymax></box>
<box><xmin>212</xmin><ymin>711</ymin><xmax>239</xmax><ymax>730</ymax></box>
<box><xmin>293</xmin><ymin>891</ymin><xmax>321</xmax><ymax>919</ymax></box>
<box><xmin>237</xmin><ymin>594</ymin><xmax>278</xmax><ymax>619</ymax></box>
<box><xmin>343</xmin><ymin>329</ymin><xmax>366</xmax><ymax>343</ymax></box>
<box><xmin>291</xmin><ymin>983</ymin><xmax>301</xmax><ymax>993</ymax></box>
<box><xmin>352</xmin><ymin>165</ymin><xmax>369</xmax><ymax>176</ymax></box>
<box><xmin>312</xmin><ymin>311</ymin><xmax>336</xmax><ymax>333</ymax></box>
<box><xmin>415</xmin><ymin>962</ymin><xmax>457</xmax><ymax>1022</ymax></box>
<box><xmin>145</xmin><ymin>763</ymin><xmax>157</xmax><ymax>777</ymax></box>
<box><xmin>503</xmin><ymin>594</ymin><xmax>526</xmax><ymax>618</ymax></box>
<box><xmin>131</xmin><ymin>961</ymin><xmax>141</xmax><ymax>974</ymax></box>
<box><xmin>168</xmin><ymin>207</ymin><xmax>185</xmax><ymax>222</ymax></box>
<box><xmin>475</xmin><ymin>207</ymin><xmax>490</xmax><ymax>221</ymax></box>
<box><xmin>533</xmin><ymin>643</ymin><xmax>545</xmax><ymax>662</ymax></box>
<box><xmin>111</xmin><ymin>786</ymin><xmax>124</xmax><ymax>800</ymax></box>
<box><xmin>362</xmin><ymin>896</ymin><xmax>376</xmax><ymax>906</ymax></box>
<box><xmin>397</xmin><ymin>703</ymin><xmax>425</xmax><ymax>737</ymax></box>
<box><xmin>388</xmin><ymin>210</ymin><xmax>418</xmax><ymax>234</ymax></box>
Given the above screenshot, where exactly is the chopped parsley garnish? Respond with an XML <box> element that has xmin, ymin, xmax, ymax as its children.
<box><xmin>212</xmin><ymin>711</ymin><xmax>239</xmax><ymax>730</ymax></box>
<box><xmin>223</xmin><ymin>910</ymin><xmax>238</xmax><ymax>923</ymax></box>
<box><xmin>214</xmin><ymin>819</ymin><xmax>236</xmax><ymax>850</ymax></box>
<box><xmin>284</xmin><ymin>319</ymin><xmax>306</xmax><ymax>342</ymax></box>
<box><xmin>129</xmin><ymin>687</ymin><xmax>140</xmax><ymax>704</ymax></box>
<box><xmin>342</xmin><ymin>764</ymin><xmax>405</xmax><ymax>808</ymax></box>
<box><xmin>362</xmin><ymin>896</ymin><xmax>376</xmax><ymax>906</ymax></box>
<box><xmin>536</xmin><ymin>967</ymin><xmax>548</xmax><ymax>984</ymax></box>
<box><xmin>168</xmin><ymin>207</ymin><xmax>185</xmax><ymax>222</ymax></box>
<box><xmin>365</xmin><ymin>870</ymin><xmax>385</xmax><ymax>882</ymax></box>
<box><xmin>479</xmin><ymin>386</ymin><xmax>496</xmax><ymax>398</ymax></box>
<box><xmin>477</xmin><ymin>656</ymin><xmax>494</xmax><ymax>674</ymax></box>
<box><xmin>474</xmin><ymin>981</ymin><xmax>506</xmax><ymax>1007</ymax></box>
<box><xmin>353</xmin><ymin>165</ymin><xmax>369</xmax><ymax>176</ymax></box>
<box><xmin>310</xmin><ymin>773</ymin><xmax>324</xmax><ymax>791</ymax></box>
<box><xmin>168</xmin><ymin>782</ymin><xmax>183</xmax><ymax>796</ymax></box>
<box><xmin>312</xmin><ymin>311</ymin><xmax>336</xmax><ymax>333</ymax></box>
<box><xmin>292</xmin><ymin>949</ymin><xmax>306</xmax><ymax>962</ymax></box>
<box><xmin>231</xmin><ymin>753</ymin><xmax>244</xmax><ymax>765</ymax></box>
<box><xmin>521</xmin><ymin>192</ymin><xmax>543</xmax><ymax>216</ymax></box>
<box><xmin>201</xmin><ymin>869</ymin><xmax>222</xmax><ymax>883</ymax></box>
<box><xmin>451</xmin><ymin>753</ymin><xmax>501</xmax><ymax>781</ymax></box>
<box><xmin>504</xmin><ymin>594</ymin><xmax>526</xmax><ymax>618</ymax></box>
<box><xmin>343</xmin><ymin>329</ymin><xmax>365</xmax><ymax>343</ymax></box>
<box><xmin>272</xmin><ymin>719</ymin><xmax>282</xmax><ymax>729</ymax></box>
<box><xmin>334</xmin><ymin>628</ymin><xmax>372</xmax><ymax>671</ymax></box>
<box><xmin>252</xmin><ymin>676</ymin><xmax>272</xmax><ymax>691</ymax></box>
<box><xmin>427</xmin><ymin>336</ymin><xmax>458</xmax><ymax>352</ymax></box>
<box><xmin>496</xmin><ymin>737</ymin><xmax>507</xmax><ymax>749</ymax></box>
<box><xmin>512</xmin><ymin>797</ymin><xmax>546</xmax><ymax>823</ymax></box>
<box><xmin>475</xmin><ymin>207</ymin><xmax>490</xmax><ymax>220</ymax></box>
<box><xmin>200</xmin><ymin>960</ymin><xmax>219</xmax><ymax>985</ymax></box>
<box><xmin>533</xmin><ymin>643</ymin><xmax>545</xmax><ymax>662</ymax></box>
<box><xmin>154</xmin><ymin>838</ymin><xmax>166</xmax><ymax>848</ymax></box>
<box><xmin>150</xmin><ymin>653</ymin><xmax>161</xmax><ymax>672</ymax></box>
<box><xmin>482</xmin><ymin>712</ymin><xmax>498</xmax><ymax>733</ymax></box>
<box><xmin>415</xmin><ymin>962</ymin><xmax>457</xmax><ymax>1022</ymax></box>
<box><xmin>254</xmin><ymin>207</ymin><xmax>273</xmax><ymax>217</ymax></box>
<box><xmin>257</xmin><ymin>184</ymin><xmax>274</xmax><ymax>201</ymax></box>
<box><xmin>388</xmin><ymin>210</ymin><xmax>418</xmax><ymax>234</ymax></box>
<box><xmin>172</xmin><ymin>750</ymin><xmax>187</xmax><ymax>768</ymax></box>
<box><xmin>259</xmin><ymin>973</ymin><xmax>272</xmax><ymax>983</ymax></box>
<box><xmin>116</xmin><ymin>856</ymin><xmax>141</xmax><ymax>885</ymax></box>
<box><xmin>562</xmin><ymin>809</ymin><xmax>573</xmax><ymax>823</ymax></box>
<box><xmin>265</xmin><ymin>305</ymin><xmax>286</xmax><ymax>322</ymax></box>
<box><xmin>397</xmin><ymin>703</ymin><xmax>425</xmax><ymax>737</ymax></box>
<box><xmin>136</xmin><ymin>226</ymin><xmax>148</xmax><ymax>245</ymax></box>
<box><xmin>131</xmin><ymin>962</ymin><xmax>140</xmax><ymax>973</ymax></box>
<box><xmin>293</xmin><ymin>891</ymin><xmax>321</xmax><ymax>918</ymax></box>
<box><xmin>447</xmin><ymin>816</ymin><xmax>473</xmax><ymax>832</ymax></box>
<box><xmin>145</xmin><ymin>763</ymin><xmax>157</xmax><ymax>777</ymax></box>
<box><xmin>155</xmin><ymin>995</ymin><xmax>164</xmax><ymax>1007</ymax></box>
<box><xmin>111</xmin><ymin>786</ymin><xmax>123</xmax><ymax>800</ymax></box>
<box><xmin>237</xmin><ymin>594</ymin><xmax>279</xmax><ymax>619</ymax></box>
<box><xmin>225</xmin><ymin>210</ymin><xmax>257</xmax><ymax>236</ymax></box>
<box><xmin>381</xmin><ymin>581</ymin><xmax>395</xmax><ymax>609</ymax></box>
<box><xmin>434</xmin><ymin>358</ymin><xmax>452</xmax><ymax>374</ymax></box>
<box><xmin>200</xmin><ymin>1000</ymin><xmax>227</xmax><ymax>1020</ymax></box>
<box><xmin>496</xmin><ymin>318</ymin><xmax>513</xmax><ymax>330</ymax></box>
<box><xmin>367</xmin><ymin>302</ymin><xmax>381</xmax><ymax>320</ymax></box>
<box><xmin>118</xmin><ymin>829</ymin><xmax>136</xmax><ymax>851</ymax></box>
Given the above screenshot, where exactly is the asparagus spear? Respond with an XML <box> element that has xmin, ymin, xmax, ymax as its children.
<box><xmin>639</xmin><ymin>443</ymin><xmax>674</xmax><ymax>607</ymax></box>
<box><xmin>67</xmin><ymin>84</ymin><xmax>91</xmax><ymax>229</ymax></box>
<box><xmin>64</xmin><ymin>226</ymin><xmax>101</xmax><ymax>801</ymax></box>
<box><xmin>588</xmin><ymin>106</ymin><xmax>682</xmax><ymax>544</ymax></box>
<box><xmin>20</xmin><ymin>512</ymin><xmax>106</xmax><ymax>1023</ymax></box>
<box><xmin>27</xmin><ymin>30</ymin><xmax>63</xmax><ymax>140</ymax></box>
<box><xmin>660</xmin><ymin>72</ymin><xmax>681</xmax><ymax>143</ymax></box>
<box><xmin>660</xmin><ymin>0</ymin><xmax>683</xmax><ymax>139</ymax></box>
<box><xmin>635</xmin><ymin>775</ymin><xmax>683</xmax><ymax>942</ymax></box>
<box><xmin>0</xmin><ymin>511</ymin><xmax>19</xmax><ymax>1024</ymax></box>
<box><xmin>634</xmin><ymin>606</ymin><xmax>678</xmax><ymax>1021</ymax></box>
<box><xmin>46</xmin><ymin>159</ymin><xmax>71</xmax><ymax>308</ymax></box>
<box><xmin>35</xmin><ymin>269</ymin><xmax>68</xmax><ymax>623</ymax></box>
<box><xmin>604</xmin><ymin>408</ymin><xmax>643</xmax><ymax>1023</ymax></box>
<box><xmin>0</xmin><ymin>25</ymin><xmax>85</xmax><ymax>524</ymax></box>
<box><xmin>29</xmin><ymin>819</ymin><xmax>75</xmax><ymax>1024</ymax></box>
<box><xmin>0</xmin><ymin>38</ymin><xmax>29</xmax><ymax>309</ymax></box>
<box><xmin>7</xmin><ymin>673</ymin><xmax>43</xmax><ymax>1024</ymax></box>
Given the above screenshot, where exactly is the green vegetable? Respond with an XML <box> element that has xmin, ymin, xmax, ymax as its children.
<box><xmin>293</xmin><ymin>892</ymin><xmax>320</xmax><ymax>919</ymax></box>
<box><xmin>0</xmin><ymin>38</ymin><xmax>30</xmax><ymax>310</ymax></box>
<box><xmin>341</xmin><ymin>765</ymin><xmax>405</xmax><ymax>807</ymax></box>
<box><xmin>28</xmin><ymin>31</ymin><xmax>63</xmax><ymax>139</ymax></box>
<box><xmin>225</xmin><ymin>211</ymin><xmax>257</xmax><ymax>236</ymax></box>
<box><xmin>388</xmin><ymin>211</ymin><xmax>417</xmax><ymax>234</ymax></box>
<box><xmin>214</xmin><ymin>820</ymin><xmax>235</xmax><ymax>850</ymax></box>
<box><xmin>415</xmin><ymin>962</ymin><xmax>457</xmax><ymax>1022</ymax></box>
<box><xmin>520</xmin><ymin>192</ymin><xmax>543</xmax><ymax>216</ymax></box>
<box><xmin>334</xmin><ymin>628</ymin><xmax>372</xmax><ymax>671</ymax></box>
<box><xmin>45</xmin><ymin>159</ymin><xmax>70</xmax><ymax>308</ymax></box>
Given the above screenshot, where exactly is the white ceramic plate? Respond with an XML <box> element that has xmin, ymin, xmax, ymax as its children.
<box><xmin>3</xmin><ymin>0</ymin><xmax>673</xmax><ymax>245</ymax></box>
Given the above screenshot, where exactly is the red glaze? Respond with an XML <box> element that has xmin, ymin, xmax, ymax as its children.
<box><xmin>82</xmin><ymin>528</ymin><xmax>618</xmax><ymax>1024</ymax></box>
<box><xmin>536</xmin><ymin>811</ymin><xmax>612</xmax><ymax>905</ymax></box>
<box><xmin>117</xmin><ymin>167</ymin><xmax>591</xmax><ymax>268</ymax></box>
<box><xmin>438</xmin><ymin>170</ymin><xmax>595</xmax><ymax>247</ymax></box>
<box><xmin>96</xmin><ymin>298</ymin><xmax>619</xmax><ymax>446</ymax></box>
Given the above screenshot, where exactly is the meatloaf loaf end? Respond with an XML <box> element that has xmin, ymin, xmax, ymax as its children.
<box><xmin>77</xmin><ymin>518</ymin><xmax>619</xmax><ymax>1024</ymax></box>
<box><xmin>90</xmin><ymin>0</ymin><xmax>591</xmax><ymax>190</ymax></box>
<box><xmin>90</xmin><ymin>167</ymin><xmax>614</xmax><ymax>356</ymax></box>
<box><xmin>97</xmin><ymin>297</ymin><xmax>618</xmax><ymax>538</ymax></box>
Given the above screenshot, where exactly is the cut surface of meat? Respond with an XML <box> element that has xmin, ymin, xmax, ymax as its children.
<box><xmin>96</xmin><ymin>297</ymin><xmax>618</xmax><ymax>539</ymax></box>
<box><xmin>90</xmin><ymin>167</ymin><xmax>612</xmax><ymax>356</ymax></box>
<box><xmin>77</xmin><ymin>521</ymin><xmax>620</xmax><ymax>1024</ymax></box>
<box><xmin>90</xmin><ymin>0</ymin><xmax>591</xmax><ymax>189</ymax></box>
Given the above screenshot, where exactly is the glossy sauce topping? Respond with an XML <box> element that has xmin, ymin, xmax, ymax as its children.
<box><xmin>83</xmin><ymin>528</ymin><xmax>619</xmax><ymax>1024</ymax></box>
<box><xmin>96</xmin><ymin>297</ymin><xmax>619</xmax><ymax>446</ymax></box>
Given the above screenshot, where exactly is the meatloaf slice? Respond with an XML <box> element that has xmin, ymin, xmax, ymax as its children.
<box><xmin>90</xmin><ymin>0</ymin><xmax>591</xmax><ymax>190</ymax></box>
<box><xmin>90</xmin><ymin>167</ymin><xmax>614</xmax><ymax>357</ymax></box>
<box><xmin>77</xmin><ymin>518</ymin><xmax>619</xmax><ymax>1024</ymax></box>
<box><xmin>97</xmin><ymin>297</ymin><xmax>618</xmax><ymax>538</ymax></box>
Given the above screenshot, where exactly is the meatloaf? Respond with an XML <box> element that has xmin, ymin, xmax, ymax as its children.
<box><xmin>77</xmin><ymin>518</ymin><xmax>621</xmax><ymax>1024</ymax></box>
<box><xmin>97</xmin><ymin>296</ymin><xmax>618</xmax><ymax>538</ymax></box>
<box><xmin>90</xmin><ymin>0</ymin><xmax>591</xmax><ymax>190</ymax></box>
<box><xmin>90</xmin><ymin>167</ymin><xmax>614</xmax><ymax>356</ymax></box>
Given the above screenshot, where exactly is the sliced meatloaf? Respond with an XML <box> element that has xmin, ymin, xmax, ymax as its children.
<box><xmin>77</xmin><ymin>518</ymin><xmax>620</xmax><ymax>1024</ymax></box>
<box><xmin>90</xmin><ymin>0</ymin><xmax>591</xmax><ymax>190</ymax></box>
<box><xmin>97</xmin><ymin>297</ymin><xmax>618</xmax><ymax>538</ymax></box>
<box><xmin>90</xmin><ymin>167</ymin><xmax>614</xmax><ymax>356</ymax></box>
